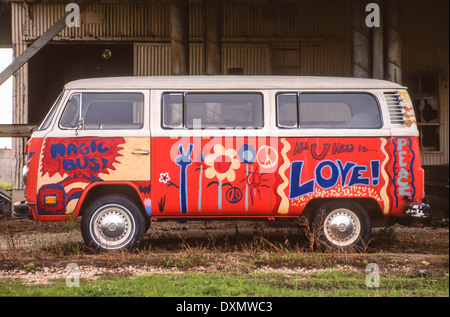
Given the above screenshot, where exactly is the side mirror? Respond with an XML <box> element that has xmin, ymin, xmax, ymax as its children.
<box><xmin>75</xmin><ymin>117</ymin><xmax>85</xmax><ymax>135</ymax></box>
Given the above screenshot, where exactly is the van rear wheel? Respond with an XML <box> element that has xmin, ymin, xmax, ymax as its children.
<box><xmin>81</xmin><ymin>194</ymin><xmax>146</xmax><ymax>252</ymax></box>
<box><xmin>312</xmin><ymin>200</ymin><xmax>371</xmax><ymax>251</ymax></box>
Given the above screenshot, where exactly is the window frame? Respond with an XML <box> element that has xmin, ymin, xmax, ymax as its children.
<box><xmin>161</xmin><ymin>91</ymin><xmax>265</xmax><ymax>130</ymax></box>
<box><xmin>403</xmin><ymin>72</ymin><xmax>441</xmax><ymax>153</ymax></box>
<box><xmin>58</xmin><ymin>92</ymin><xmax>145</xmax><ymax>131</ymax></box>
<box><xmin>275</xmin><ymin>91</ymin><xmax>383</xmax><ymax>130</ymax></box>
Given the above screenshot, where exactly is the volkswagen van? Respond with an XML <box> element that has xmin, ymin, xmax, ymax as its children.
<box><xmin>17</xmin><ymin>76</ymin><xmax>429</xmax><ymax>251</ymax></box>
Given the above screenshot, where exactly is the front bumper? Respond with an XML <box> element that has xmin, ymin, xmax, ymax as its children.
<box><xmin>405</xmin><ymin>203</ymin><xmax>430</xmax><ymax>218</ymax></box>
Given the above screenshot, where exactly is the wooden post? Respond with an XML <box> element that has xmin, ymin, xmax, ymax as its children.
<box><xmin>170</xmin><ymin>0</ymin><xmax>189</xmax><ymax>75</ymax></box>
<box><xmin>204</xmin><ymin>0</ymin><xmax>222</xmax><ymax>75</ymax></box>
<box><xmin>352</xmin><ymin>0</ymin><xmax>370</xmax><ymax>78</ymax></box>
<box><xmin>385</xmin><ymin>0</ymin><xmax>402</xmax><ymax>84</ymax></box>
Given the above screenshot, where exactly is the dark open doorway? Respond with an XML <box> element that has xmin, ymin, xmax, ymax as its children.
<box><xmin>28</xmin><ymin>43</ymin><xmax>133</xmax><ymax>124</ymax></box>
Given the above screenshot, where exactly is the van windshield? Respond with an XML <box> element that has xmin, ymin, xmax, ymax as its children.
<box><xmin>38</xmin><ymin>91</ymin><xmax>63</xmax><ymax>131</ymax></box>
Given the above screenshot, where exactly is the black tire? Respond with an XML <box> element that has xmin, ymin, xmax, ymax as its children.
<box><xmin>81</xmin><ymin>194</ymin><xmax>146</xmax><ymax>252</ymax></box>
<box><xmin>312</xmin><ymin>200</ymin><xmax>371</xmax><ymax>251</ymax></box>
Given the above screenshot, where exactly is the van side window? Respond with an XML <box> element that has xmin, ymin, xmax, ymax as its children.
<box><xmin>59</xmin><ymin>93</ymin><xmax>144</xmax><ymax>130</ymax></box>
<box><xmin>162</xmin><ymin>92</ymin><xmax>264</xmax><ymax>129</ymax></box>
<box><xmin>276</xmin><ymin>92</ymin><xmax>382</xmax><ymax>129</ymax></box>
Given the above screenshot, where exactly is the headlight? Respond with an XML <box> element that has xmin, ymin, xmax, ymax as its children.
<box><xmin>23</xmin><ymin>165</ymin><xmax>28</xmax><ymax>185</ymax></box>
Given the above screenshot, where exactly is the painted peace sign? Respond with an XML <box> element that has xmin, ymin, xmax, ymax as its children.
<box><xmin>256</xmin><ymin>145</ymin><xmax>278</xmax><ymax>169</ymax></box>
<box><xmin>226</xmin><ymin>187</ymin><xmax>243</xmax><ymax>204</ymax></box>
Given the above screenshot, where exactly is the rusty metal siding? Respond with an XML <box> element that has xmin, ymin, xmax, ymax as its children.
<box><xmin>189</xmin><ymin>1</ymin><xmax>203</xmax><ymax>39</ymax></box>
<box><xmin>134</xmin><ymin>43</ymin><xmax>204</xmax><ymax>76</ymax></box>
<box><xmin>24</xmin><ymin>2</ymin><xmax>170</xmax><ymax>41</ymax></box>
<box><xmin>134</xmin><ymin>43</ymin><xmax>271</xmax><ymax>76</ymax></box>
<box><xmin>223</xmin><ymin>1</ymin><xmax>271</xmax><ymax>38</ymax></box>
<box><xmin>222</xmin><ymin>44</ymin><xmax>271</xmax><ymax>75</ymax></box>
<box><xmin>134</xmin><ymin>43</ymin><xmax>171</xmax><ymax>76</ymax></box>
<box><xmin>189</xmin><ymin>43</ymin><xmax>204</xmax><ymax>75</ymax></box>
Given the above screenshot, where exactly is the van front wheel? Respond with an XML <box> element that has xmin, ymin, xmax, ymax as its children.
<box><xmin>81</xmin><ymin>194</ymin><xmax>146</xmax><ymax>252</ymax></box>
<box><xmin>312</xmin><ymin>201</ymin><xmax>371</xmax><ymax>251</ymax></box>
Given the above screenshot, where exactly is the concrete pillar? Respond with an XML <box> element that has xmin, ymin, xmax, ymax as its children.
<box><xmin>204</xmin><ymin>0</ymin><xmax>222</xmax><ymax>75</ymax></box>
<box><xmin>170</xmin><ymin>0</ymin><xmax>189</xmax><ymax>75</ymax></box>
<box><xmin>352</xmin><ymin>0</ymin><xmax>371</xmax><ymax>78</ymax></box>
<box><xmin>372</xmin><ymin>1</ymin><xmax>384</xmax><ymax>80</ymax></box>
<box><xmin>385</xmin><ymin>0</ymin><xmax>402</xmax><ymax>84</ymax></box>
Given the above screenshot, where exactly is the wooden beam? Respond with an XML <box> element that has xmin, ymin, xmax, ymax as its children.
<box><xmin>0</xmin><ymin>1</ymin><xmax>90</xmax><ymax>87</ymax></box>
<box><xmin>0</xmin><ymin>124</ymin><xmax>37</xmax><ymax>137</ymax></box>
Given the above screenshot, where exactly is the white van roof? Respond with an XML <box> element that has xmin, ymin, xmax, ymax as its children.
<box><xmin>64</xmin><ymin>75</ymin><xmax>405</xmax><ymax>90</ymax></box>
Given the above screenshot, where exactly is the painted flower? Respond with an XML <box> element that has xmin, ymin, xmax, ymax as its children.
<box><xmin>237</xmin><ymin>144</ymin><xmax>256</xmax><ymax>164</ymax></box>
<box><xmin>204</xmin><ymin>144</ymin><xmax>240</xmax><ymax>182</ymax></box>
<box><xmin>159</xmin><ymin>172</ymin><xmax>170</xmax><ymax>183</ymax></box>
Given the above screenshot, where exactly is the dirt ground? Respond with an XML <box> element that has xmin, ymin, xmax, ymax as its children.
<box><xmin>0</xmin><ymin>216</ymin><xmax>448</xmax><ymax>284</ymax></box>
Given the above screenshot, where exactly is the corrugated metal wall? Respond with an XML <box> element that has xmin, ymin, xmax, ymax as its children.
<box><xmin>134</xmin><ymin>43</ymin><xmax>171</xmax><ymax>76</ymax></box>
<box><xmin>11</xmin><ymin>0</ymin><xmax>448</xmax><ymax>167</ymax></box>
<box><xmin>20</xmin><ymin>1</ymin><xmax>352</xmax><ymax>77</ymax></box>
<box><xmin>24</xmin><ymin>2</ymin><xmax>170</xmax><ymax>40</ymax></box>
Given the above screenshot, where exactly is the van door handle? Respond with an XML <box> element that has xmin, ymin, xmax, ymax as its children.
<box><xmin>132</xmin><ymin>150</ymin><xmax>149</xmax><ymax>155</ymax></box>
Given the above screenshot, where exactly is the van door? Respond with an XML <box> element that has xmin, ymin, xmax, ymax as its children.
<box><xmin>37</xmin><ymin>90</ymin><xmax>150</xmax><ymax>218</ymax></box>
<box><xmin>152</xmin><ymin>91</ymin><xmax>273</xmax><ymax>216</ymax></box>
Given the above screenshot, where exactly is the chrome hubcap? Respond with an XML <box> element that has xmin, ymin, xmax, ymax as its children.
<box><xmin>99</xmin><ymin>213</ymin><xmax>127</xmax><ymax>239</ymax></box>
<box><xmin>324</xmin><ymin>208</ymin><xmax>361</xmax><ymax>247</ymax></box>
<box><xmin>90</xmin><ymin>204</ymin><xmax>135</xmax><ymax>250</ymax></box>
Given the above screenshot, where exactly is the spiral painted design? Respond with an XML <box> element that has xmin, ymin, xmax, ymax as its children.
<box><xmin>379</xmin><ymin>138</ymin><xmax>390</xmax><ymax>214</ymax></box>
<box><xmin>277</xmin><ymin>138</ymin><xmax>291</xmax><ymax>214</ymax></box>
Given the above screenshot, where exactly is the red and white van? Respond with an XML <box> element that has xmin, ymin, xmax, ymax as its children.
<box><xmin>17</xmin><ymin>76</ymin><xmax>429</xmax><ymax>251</ymax></box>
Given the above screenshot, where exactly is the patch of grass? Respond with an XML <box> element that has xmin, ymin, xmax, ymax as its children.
<box><xmin>0</xmin><ymin>271</ymin><xmax>448</xmax><ymax>297</ymax></box>
<box><xmin>0</xmin><ymin>181</ymin><xmax>11</xmax><ymax>191</ymax></box>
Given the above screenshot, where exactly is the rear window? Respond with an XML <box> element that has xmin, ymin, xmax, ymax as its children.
<box><xmin>162</xmin><ymin>92</ymin><xmax>264</xmax><ymax>129</ymax></box>
<box><xmin>59</xmin><ymin>93</ymin><xmax>144</xmax><ymax>130</ymax></box>
<box><xmin>276</xmin><ymin>92</ymin><xmax>382</xmax><ymax>129</ymax></box>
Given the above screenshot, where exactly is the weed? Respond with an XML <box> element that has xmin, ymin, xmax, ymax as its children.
<box><xmin>23</xmin><ymin>262</ymin><xmax>40</xmax><ymax>271</ymax></box>
<box><xmin>371</xmin><ymin>226</ymin><xmax>398</xmax><ymax>245</ymax></box>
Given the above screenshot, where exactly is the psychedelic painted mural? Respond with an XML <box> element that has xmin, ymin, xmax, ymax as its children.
<box><xmin>26</xmin><ymin>135</ymin><xmax>423</xmax><ymax>220</ymax></box>
<box><xmin>31</xmin><ymin>137</ymin><xmax>150</xmax><ymax>218</ymax></box>
<box><xmin>153</xmin><ymin>138</ymin><xmax>274</xmax><ymax>215</ymax></box>
<box><xmin>151</xmin><ymin>136</ymin><xmax>424</xmax><ymax>218</ymax></box>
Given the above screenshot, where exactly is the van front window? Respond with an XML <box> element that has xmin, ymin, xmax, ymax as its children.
<box><xmin>38</xmin><ymin>92</ymin><xmax>63</xmax><ymax>131</ymax></box>
<box><xmin>59</xmin><ymin>93</ymin><xmax>144</xmax><ymax>130</ymax></box>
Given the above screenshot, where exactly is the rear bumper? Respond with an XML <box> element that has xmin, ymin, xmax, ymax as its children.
<box><xmin>405</xmin><ymin>203</ymin><xmax>430</xmax><ymax>218</ymax></box>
